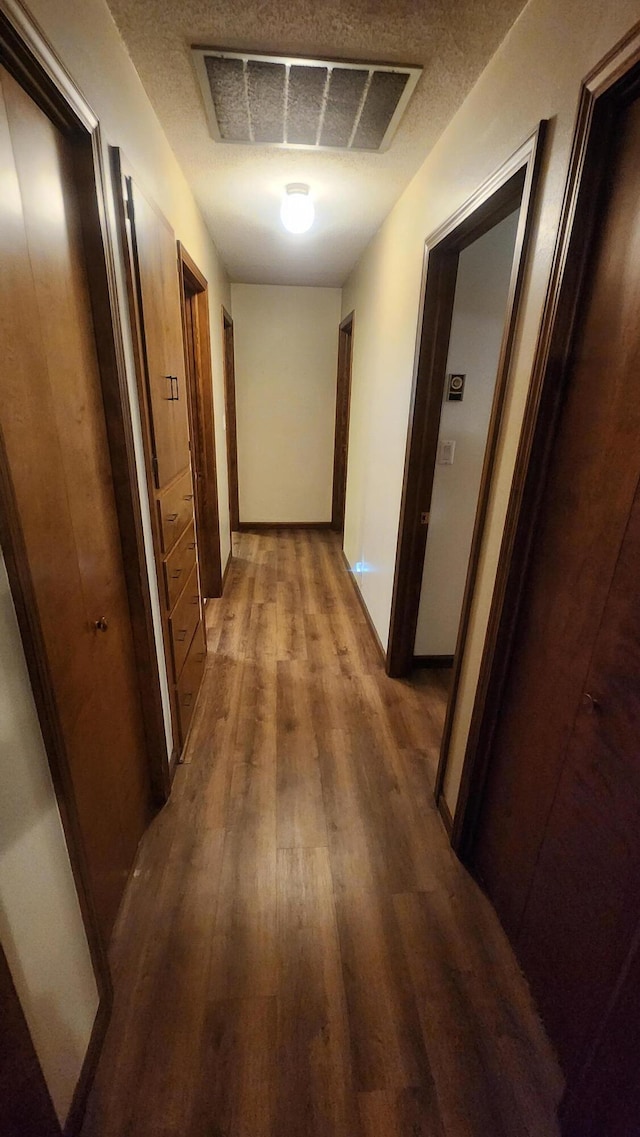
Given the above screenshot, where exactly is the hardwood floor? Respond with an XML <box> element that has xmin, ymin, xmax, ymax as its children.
<box><xmin>81</xmin><ymin>530</ymin><xmax>562</xmax><ymax>1137</ymax></box>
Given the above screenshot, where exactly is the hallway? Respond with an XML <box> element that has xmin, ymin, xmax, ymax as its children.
<box><xmin>81</xmin><ymin>530</ymin><xmax>562</xmax><ymax>1137</ymax></box>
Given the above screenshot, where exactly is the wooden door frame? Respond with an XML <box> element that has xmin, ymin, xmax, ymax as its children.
<box><xmin>112</xmin><ymin>150</ymin><xmax>183</xmax><ymax>765</ymax></box>
<box><xmin>0</xmin><ymin>1</ymin><xmax>169</xmax><ymax>1129</ymax></box>
<box><xmin>177</xmin><ymin>243</ymin><xmax>223</xmax><ymax>598</ymax></box>
<box><xmin>222</xmin><ymin>307</ymin><xmax>240</xmax><ymax>533</ymax></box>
<box><xmin>451</xmin><ymin>28</ymin><xmax>640</xmax><ymax>874</ymax></box>
<box><xmin>331</xmin><ymin>312</ymin><xmax>355</xmax><ymax>533</ymax></box>
<box><xmin>388</xmin><ymin>128</ymin><xmax>546</xmax><ymax>683</ymax></box>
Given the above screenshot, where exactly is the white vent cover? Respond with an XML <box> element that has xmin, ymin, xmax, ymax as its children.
<box><xmin>192</xmin><ymin>48</ymin><xmax>422</xmax><ymax>153</ymax></box>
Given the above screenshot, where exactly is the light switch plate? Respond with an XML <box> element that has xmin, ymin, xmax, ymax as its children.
<box><xmin>438</xmin><ymin>439</ymin><xmax>456</xmax><ymax>464</ymax></box>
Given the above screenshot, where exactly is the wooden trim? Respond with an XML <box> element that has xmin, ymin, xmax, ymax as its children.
<box><xmin>0</xmin><ymin>0</ymin><xmax>166</xmax><ymax>1030</ymax></box>
<box><xmin>111</xmin><ymin>147</ymin><xmax>183</xmax><ymax>754</ymax></box>
<box><xmin>341</xmin><ymin>550</ymin><xmax>386</xmax><ymax>666</ymax></box>
<box><xmin>176</xmin><ymin>240</ymin><xmax>207</xmax><ymax>291</ymax></box>
<box><xmin>177</xmin><ymin>242</ymin><xmax>223</xmax><ymax>599</ymax></box>
<box><xmin>434</xmin><ymin>124</ymin><xmax>547</xmax><ymax>811</ymax></box>
<box><xmin>221</xmin><ymin>306</ymin><xmax>240</xmax><ymax>532</ymax></box>
<box><xmin>331</xmin><ymin>311</ymin><xmax>355</xmax><ymax>532</ymax></box>
<box><xmin>75</xmin><ymin>134</ymin><xmax>169</xmax><ymax>808</ymax></box>
<box><xmin>222</xmin><ymin>547</ymin><xmax>233</xmax><ymax>591</ymax></box>
<box><xmin>168</xmin><ymin>741</ymin><xmax>181</xmax><ymax>784</ymax></box>
<box><xmin>413</xmin><ymin>654</ymin><xmax>454</xmax><ymax>669</ymax></box>
<box><xmin>450</xmin><ymin>28</ymin><xmax>640</xmax><ymax>861</ymax></box>
<box><xmin>388</xmin><ymin>124</ymin><xmax>546</xmax><ymax>682</ymax></box>
<box><xmin>0</xmin><ymin>0</ymin><xmax>96</xmax><ymax>132</ymax></box>
<box><xmin>438</xmin><ymin>793</ymin><xmax>454</xmax><ymax>837</ymax></box>
<box><xmin>62</xmin><ymin>995</ymin><xmax>111</xmax><ymax>1137</ymax></box>
<box><xmin>237</xmin><ymin>521</ymin><xmax>333</xmax><ymax>531</ymax></box>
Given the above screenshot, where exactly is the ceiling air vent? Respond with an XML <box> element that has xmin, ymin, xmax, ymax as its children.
<box><xmin>192</xmin><ymin>49</ymin><xmax>422</xmax><ymax>153</ymax></box>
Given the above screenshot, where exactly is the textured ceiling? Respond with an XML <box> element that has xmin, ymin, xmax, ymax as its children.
<box><xmin>106</xmin><ymin>0</ymin><xmax>529</xmax><ymax>286</ymax></box>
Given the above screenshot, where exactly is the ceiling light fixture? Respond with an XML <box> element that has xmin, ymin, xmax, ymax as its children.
<box><xmin>280</xmin><ymin>183</ymin><xmax>314</xmax><ymax>234</ymax></box>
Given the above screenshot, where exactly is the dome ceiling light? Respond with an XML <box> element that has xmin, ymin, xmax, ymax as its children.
<box><xmin>280</xmin><ymin>184</ymin><xmax>315</xmax><ymax>234</ymax></box>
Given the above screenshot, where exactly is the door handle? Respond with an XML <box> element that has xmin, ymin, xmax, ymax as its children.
<box><xmin>582</xmin><ymin>692</ymin><xmax>600</xmax><ymax>714</ymax></box>
<box><xmin>93</xmin><ymin>617</ymin><xmax>109</xmax><ymax>632</ymax></box>
<box><xmin>164</xmin><ymin>375</ymin><xmax>179</xmax><ymax>401</ymax></box>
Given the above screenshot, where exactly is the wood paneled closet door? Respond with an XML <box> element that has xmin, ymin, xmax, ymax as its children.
<box><xmin>0</xmin><ymin>66</ymin><xmax>152</xmax><ymax>945</ymax></box>
<box><xmin>473</xmin><ymin>94</ymin><xmax>640</xmax><ymax>1093</ymax></box>
<box><xmin>128</xmin><ymin>180</ymin><xmax>189</xmax><ymax>489</ymax></box>
<box><xmin>120</xmin><ymin>166</ymin><xmax>206</xmax><ymax>752</ymax></box>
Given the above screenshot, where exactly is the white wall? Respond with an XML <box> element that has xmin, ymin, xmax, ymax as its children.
<box><xmin>0</xmin><ymin>554</ymin><xmax>98</xmax><ymax>1122</ymax></box>
<box><xmin>231</xmin><ymin>284</ymin><xmax>342</xmax><ymax>523</ymax></box>
<box><xmin>1</xmin><ymin>0</ymin><xmax>231</xmax><ymax>1123</ymax></box>
<box><xmin>342</xmin><ymin>0</ymin><xmax>640</xmax><ymax>817</ymax></box>
<box><xmin>415</xmin><ymin>211</ymin><xmax>519</xmax><ymax>656</ymax></box>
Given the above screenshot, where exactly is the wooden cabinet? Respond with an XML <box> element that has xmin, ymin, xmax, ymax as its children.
<box><xmin>177</xmin><ymin>621</ymin><xmax>207</xmax><ymax>743</ymax></box>
<box><xmin>163</xmin><ymin>520</ymin><xmax>197</xmax><ymax>610</ymax></box>
<box><xmin>128</xmin><ymin>180</ymin><xmax>190</xmax><ymax>490</ymax></box>
<box><xmin>168</xmin><ymin>563</ymin><xmax>201</xmax><ymax>678</ymax></box>
<box><xmin>157</xmin><ymin>468</ymin><xmax>194</xmax><ymax>553</ymax></box>
<box><xmin>117</xmin><ymin>153</ymin><xmax>207</xmax><ymax>753</ymax></box>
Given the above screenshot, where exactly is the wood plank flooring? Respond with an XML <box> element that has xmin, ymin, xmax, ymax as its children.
<box><xmin>81</xmin><ymin>530</ymin><xmax>562</xmax><ymax>1137</ymax></box>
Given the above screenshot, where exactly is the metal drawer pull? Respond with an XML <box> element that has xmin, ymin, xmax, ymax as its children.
<box><xmin>182</xmin><ymin>692</ymin><xmax>193</xmax><ymax>707</ymax></box>
<box><xmin>184</xmin><ymin>493</ymin><xmax>193</xmax><ymax>502</ymax></box>
<box><xmin>191</xmin><ymin>595</ymin><xmax>199</xmax><ymax>605</ymax></box>
<box><xmin>582</xmin><ymin>692</ymin><xmax>600</xmax><ymax>714</ymax></box>
<box><xmin>93</xmin><ymin>617</ymin><xmax>109</xmax><ymax>632</ymax></box>
<box><xmin>171</xmin><ymin>568</ymin><xmax>182</xmax><ymax>579</ymax></box>
<box><xmin>176</xmin><ymin>629</ymin><xmax>187</xmax><ymax>642</ymax></box>
<box><xmin>167</xmin><ymin>512</ymin><xmax>178</xmax><ymax>523</ymax></box>
<box><xmin>187</xmin><ymin>542</ymin><xmax>196</xmax><ymax>550</ymax></box>
<box><xmin>196</xmin><ymin>651</ymin><xmax>205</xmax><ymax>662</ymax></box>
<box><xmin>164</xmin><ymin>375</ymin><xmax>179</xmax><ymax>401</ymax></box>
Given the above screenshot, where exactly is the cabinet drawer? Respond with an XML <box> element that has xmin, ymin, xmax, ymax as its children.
<box><xmin>177</xmin><ymin>619</ymin><xmax>207</xmax><ymax>745</ymax></box>
<box><xmin>157</xmin><ymin>468</ymin><xmax>193</xmax><ymax>553</ymax></box>
<box><xmin>163</xmin><ymin>521</ymin><xmax>197</xmax><ymax>612</ymax></box>
<box><xmin>168</xmin><ymin>563</ymin><xmax>201</xmax><ymax>677</ymax></box>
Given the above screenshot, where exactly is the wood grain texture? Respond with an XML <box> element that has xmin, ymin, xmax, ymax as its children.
<box><xmin>179</xmin><ymin>247</ymin><xmax>223</xmax><ymax>599</ymax></box>
<box><xmin>0</xmin><ymin>65</ymin><xmax>152</xmax><ymax>948</ymax></box>
<box><xmin>222</xmin><ymin>308</ymin><xmax>240</xmax><ymax>532</ymax></box>
<box><xmin>81</xmin><ymin>530</ymin><xmax>561</xmax><ymax>1137</ymax></box>
<box><xmin>331</xmin><ymin>313</ymin><xmax>354</xmax><ymax>533</ymax></box>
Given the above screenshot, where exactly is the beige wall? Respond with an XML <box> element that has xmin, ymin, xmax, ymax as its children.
<box><xmin>342</xmin><ymin>0</ymin><xmax>640</xmax><ymax>815</ymax></box>
<box><xmin>0</xmin><ymin>554</ymin><xmax>99</xmax><ymax>1123</ymax></box>
<box><xmin>1</xmin><ymin>0</ymin><xmax>231</xmax><ymax>1123</ymax></box>
<box><xmin>231</xmin><ymin>284</ymin><xmax>342</xmax><ymax>523</ymax></box>
<box><xmin>415</xmin><ymin>211</ymin><xmax>519</xmax><ymax>657</ymax></box>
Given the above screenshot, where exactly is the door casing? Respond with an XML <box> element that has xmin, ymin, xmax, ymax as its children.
<box><xmin>386</xmin><ymin>123</ymin><xmax>547</xmax><ymax>836</ymax></box>
<box><xmin>178</xmin><ymin>243</ymin><xmax>223</xmax><ymax>599</ymax></box>
<box><xmin>0</xmin><ymin>1</ymin><xmax>169</xmax><ymax>1129</ymax></box>
<box><xmin>454</xmin><ymin>23</ymin><xmax>640</xmax><ymax>863</ymax></box>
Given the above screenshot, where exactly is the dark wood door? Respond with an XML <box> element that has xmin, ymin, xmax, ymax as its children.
<box><xmin>222</xmin><ymin>309</ymin><xmax>239</xmax><ymax>532</ymax></box>
<box><xmin>128</xmin><ymin>180</ymin><xmax>189</xmax><ymax>489</ymax></box>
<box><xmin>182</xmin><ymin>281</ymin><xmax>222</xmax><ymax>598</ymax></box>
<box><xmin>473</xmin><ymin>94</ymin><xmax>640</xmax><ymax>1094</ymax></box>
<box><xmin>0</xmin><ymin>66</ymin><xmax>151</xmax><ymax>944</ymax></box>
<box><xmin>331</xmin><ymin>314</ymin><xmax>354</xmax><ymax>534</ymax></box>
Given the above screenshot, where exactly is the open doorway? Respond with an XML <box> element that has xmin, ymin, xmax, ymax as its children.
<box><xmin>332</xmin><ymin>312</ymin><xmax>354</xmax><ymax>535</ymax></box>
<box><xmin>221</xmin><ymin>307</ymin><xmax>239</xmax><ymax>533</ymax></box>
<box><xmin>413</xmin><ymin>211</ymin><xmax>519</xmax><ymax>668</ymax></box>
<box><xmin>386</xmin><ymin>125</ymin><xmax>546</xmax><ymax>822</ymax></box>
